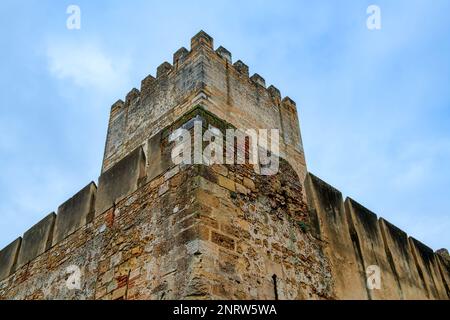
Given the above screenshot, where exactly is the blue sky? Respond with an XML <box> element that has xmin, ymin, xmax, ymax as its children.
<box><xmin>0</xmin><ymin>0</ymin><xmax>449</xmax><ymax>250</ymax></box>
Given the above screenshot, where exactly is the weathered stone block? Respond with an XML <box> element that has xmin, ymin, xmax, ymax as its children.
<box><xmin>304</xmin><ymin>173</ymin><xmax>367</xmax><ymax>299</ymax></box>
<box><xmin>250</xmin><ymin>73</ymin><xmax>265</xmax><ymax>87</ymax></box>
<box><xmin>147</xmin><ymin>132</ymin><xmax>171</xmax><ymax>181</ymax></box>
<box><xmin>125</xmin><ymin>88</ymin><xmax>140</xmax><ymax>107</ymax></box>
<box><xmin>217</xmin><ymin>175</ymin><xmax>235</xmax><ymax>192</ymax></box>
<box><xmin>437</xmin><ymin>248</ymin><xmax>450</xmax><ymax>260</ymax></box>
<box><xmin>96</xmin><ymin>147</ymin><xmax>146</xmax><ymax>215</ymax></box>
<box><xmin>378</xmin><ymin>218</ymin><xmax>429</xmax><ymax>299</ymax></box>
<box><xmin>408</xmin><ymin>237</ymin><xmax>448</xmax><ymax>299</ymax></box>
<box><xmin>280</xmin><ymin>96</ymin><xmax>302</xmax><ymax>152</ymax></box>
<box><xmin>156</xmin><ymin>62</ymin><xmax>173</xmax><ymax>77</ymax></box>
<box><xmin>16</xmin><ymin>213</ymin><xmax>55</xmax><ymax>268</ymax></box>
<box><xmin>242</xmin><ymin>177</ymin><xmax>255</xmax><ymax>191</ymax></box>
<box><xmin>0</xmin><ymin>238</ymin><xmax>21</xmax><ymax>280</ymax></box>
<box><xmin>435</xmin><ymin>251</ymin><xmax>450</xmax><ymax>298</ymax></box>
<box><xmin>53</xmin><ymin>182</ymin><xmax>97</xmax><ymax>245</ymax></box>
<box><xmin>211</xmin><ymin>231</ymin><xmax>235</xmax><ymax>251</ymax></box>
<box><xmin>1</xmin><ymin>31</ymin><xmax>445</xmax><ymax>301</ymax></box>
<box><xmin>177</xmin><ymin>225</ymin><xmax>210</xmax><ymax>245</ymax></box>
<box><xmin>173</xmin><ymin>47</ymin><xmax>189</xmax><ymax>66</ymax></box>
<box><xmin>110</xmin><ymin>99</ymin><xmax>124</xmax><ymax>119</ymax></box>
<box><xmin>233</xmin><ymin>60</ymin><xmax>249</xmax><ymax>76</ymax></box>
<box><xmin>344</xmin><ymin>198</ymin><xmax>401</xmax><ymax>299</ymax></box>
<box><xmin>267</xmin><ymin>85</ymin><xmax>281</xmax><ymax>102</ymax></box>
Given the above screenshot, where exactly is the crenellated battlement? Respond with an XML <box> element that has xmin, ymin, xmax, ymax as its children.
<box><xmin>113</xmin><ymin>30</ymin><xmax>297</xmax><ymax>112</ymax></box>
<box><xmin>305</xmin><ymin>173</ymin><xmax>450</xmax><ymax>299</ymax></box>
<box><xmin>101</xmin><ymin>31</ymin><xmax>305</xmax><ymax>179</ymax></box>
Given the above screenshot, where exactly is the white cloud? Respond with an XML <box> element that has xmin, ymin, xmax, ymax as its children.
<box><xmin>46</xmin><ymin>40</ymin><xmax>130</xmax><ymax>93</ymax></box>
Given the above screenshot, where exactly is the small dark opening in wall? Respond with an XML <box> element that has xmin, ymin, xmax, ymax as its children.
<box><xmin>272</xmin><ymin>274</ymin><xmax>279</xmax><ymax>300</ymax></box>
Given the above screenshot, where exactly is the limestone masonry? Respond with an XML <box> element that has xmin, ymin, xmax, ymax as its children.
<box><xmin>0</xmin><ymin>31</ymin><xmax>448</xmax><ymax>300</ymax></box>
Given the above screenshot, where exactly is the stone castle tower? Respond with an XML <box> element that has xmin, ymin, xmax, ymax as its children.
<box><xmin>0</xmin><ymin>31</ymin><xmax>448</xmax><ymax>300</ymax></box>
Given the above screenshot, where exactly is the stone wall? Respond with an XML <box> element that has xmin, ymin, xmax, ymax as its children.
<box><xmin>305</xmin><ymin>173</ymin><xmax>450</xmax><ymax>300</ymax></box>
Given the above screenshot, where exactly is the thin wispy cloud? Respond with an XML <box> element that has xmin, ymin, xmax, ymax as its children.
<box><xmin>46</xmin><ymin>40</ymin><xmax>131</xmax><ymax>93</ymax></box>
